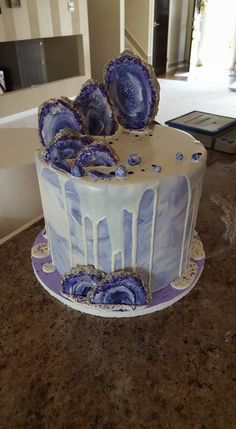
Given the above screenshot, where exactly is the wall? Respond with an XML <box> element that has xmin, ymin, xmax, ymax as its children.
<box><xmin>125</xmin><ymin>0</ymin><xmax>154</xmax><ymax>62</ymax></box>
<box><xmin>0</xmin><ymin>0</ymin><xmax>91</xmax><ymax>117</ymax></box>
<box><xmin>87</xmin><ymin>0</ymin><xmax>124</xmax><ymax>81</ymax></box>
<box><xmin>167</xmin><ymin>0</ymin><xmax>190</xmax><ymax>72</ymax></box>
<box><xmin>0</xmin><ymin>0</ymin><xmax>82</xmax><ymax>41</ymax></box>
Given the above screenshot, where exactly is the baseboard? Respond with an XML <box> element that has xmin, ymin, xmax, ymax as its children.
<box><xmin>0</xmin><ymin>214</ymin><xmax>43</xmax><ymax>246</ymax></box>
<box><xmin>167</xmin><ymin>60</ymin><xmax>189</xmax><ymax>74</ymax></box>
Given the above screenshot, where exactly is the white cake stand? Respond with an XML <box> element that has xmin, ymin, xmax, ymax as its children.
<box><xmin>32</xmin><ymin>230</ymin><xmax>205</xmax><ymax>318</ymax></box>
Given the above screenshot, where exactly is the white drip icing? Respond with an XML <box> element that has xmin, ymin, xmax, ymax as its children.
<box><xmin>82</xmin><ymin>216</ymin><xmax>88</xmax><ymax>264</ymax></box>
<box><xmin>60</xmin><ymin>178</ymin><xmax>73</xmax><ymax>266</ymax></box>
<box><xmin>149</xmin><ymin>186</ymin><xmax>159</xmax><ymax>287</ymax></box>
<box><xmin>179</xmin><ymin>176</ymin><xmax>191</xmax><ymax>276</ymax></box>
<box><xmin>61</xmin><ymin>183</ymin><xmax>147</xmax><ymax>273</ymax></box>
<box><xmin>92</xmin><ymin>221</ymin><xmax>98</xmax><ymax>267</ymax></box>
<box><xmin>185</xmin><ymin>177</ymin><xmax>203</xmax><ymax>269</ymax></box>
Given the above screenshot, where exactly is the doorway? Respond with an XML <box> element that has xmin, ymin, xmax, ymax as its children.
<box><xmin>189</xmin><ymin>0</ymin><xmax>236</xmax><ymax>76</ymax></box>
<box><xmin>152</xmin><ymin>0</ymin><xmax>170</xmax><ymax>76</ymax></box>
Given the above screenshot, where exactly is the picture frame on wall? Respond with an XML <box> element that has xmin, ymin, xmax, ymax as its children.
<box><xmin>9</xmin><ymin>0</ymin><xmax>21</xmax><ymax>7</ymax></box>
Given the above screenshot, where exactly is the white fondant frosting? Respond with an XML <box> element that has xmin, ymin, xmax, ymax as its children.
<box><xmin>35</xmin><ymin>124</ymin><xmax>206</xmax><ymax>292</ymax></box>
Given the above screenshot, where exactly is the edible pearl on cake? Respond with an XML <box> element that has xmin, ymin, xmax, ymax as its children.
<box><xmin>176</xmin><ymin>152</ymin><xmax>184</xmax><ymax>161</ymax></box>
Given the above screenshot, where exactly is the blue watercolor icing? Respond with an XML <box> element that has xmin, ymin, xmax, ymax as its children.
<box><xmin>151</xmin><ymin>176</ymin><xmax>189</xmax><ymax>290</ymax></box>
<box><xmin>98</xmin><ymin>219</ymin><xmax>112</xmax><ymax>273</ymax></box>
<box><xmin>124</xmin><ymin>210</ymin><xmax>133</xmax><ymax>268</ymax></box>
<box><xmin>65</xmin><ymin>180</ymin><xmax>85</xmax><ymax>262</ymax></box>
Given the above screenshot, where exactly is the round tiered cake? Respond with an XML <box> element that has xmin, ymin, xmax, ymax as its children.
<box><xmin>32</xmin><ymin>51</ymin><xmax>206</xmax><ymax>317</ymax></box>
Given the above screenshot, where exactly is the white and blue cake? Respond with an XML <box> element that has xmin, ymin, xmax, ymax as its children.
<box><xmin>33</xmin><ymin>51</ymin><xmax>206</xmax><ymax>315</ymax></box>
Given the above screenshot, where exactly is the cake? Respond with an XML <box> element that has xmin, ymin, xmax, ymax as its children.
<box><xmin>32</xmin><ymin>51</ymin><xmax>206</xmax><ymax>317</ymax></box>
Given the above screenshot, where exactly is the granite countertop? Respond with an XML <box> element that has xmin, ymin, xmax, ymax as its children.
<box><xmin>1</xmin><ymin>150</ymin><xmax>236</xmax><ymax>429</ymax></box>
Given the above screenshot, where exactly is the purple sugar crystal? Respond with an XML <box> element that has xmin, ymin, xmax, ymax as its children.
<box><xmin>115</xmin><ymin>165</ymin><xmax>128</xmax><ymax>177</ymax></box>
<box><xmin>75</xmin><ymin>143</ymin><xmax>119</xmax><ymax>167</ymax></box>
<box><xmin>176</xmin><ymin>152</ymin><xmax>184</xmax><ymax>161</ymax></box>
<box><xmin>38</xmin><ymin>98</ymin><xmax>84</xmax><ymax>147</ymax></box>
<box><xmin>90</xmin><ymin>271</ymin><xmax>150</xmax><ymax>306</ymax></box>
<box><xmin>152</xmin><ymin>164</ymin><xmax>161</xmax><ymax>173</ymax></box>
<box><xmin>128</xmin><ymin>154</ymin><xmax>142</xmax><ymax>166</ymax></box>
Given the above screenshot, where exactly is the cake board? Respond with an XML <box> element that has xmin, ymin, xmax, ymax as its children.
<box><xmin>32</xmin><ymin>230</ymin><xmax>205</xmax><ymax>318</ymax></box>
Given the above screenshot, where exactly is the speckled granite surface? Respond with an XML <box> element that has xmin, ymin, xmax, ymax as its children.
<box><xmin>1</xmin><ymin>151</ymin><xmax>236</xmax><ymax>429</ymax></box>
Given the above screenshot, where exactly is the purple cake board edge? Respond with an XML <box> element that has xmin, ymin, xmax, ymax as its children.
<box><xmin>31</xmin><ymin>230</ymin><xmax>205</xmax><ymax>318</ymax></box>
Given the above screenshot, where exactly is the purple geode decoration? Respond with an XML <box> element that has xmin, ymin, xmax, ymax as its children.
<box><xmin>87</xmin><ymin>170</ymin><xmax>112</xmax><ymax>179</ymax></box>
<box><xmin>62</xmin><ymin>265</ymin><xmax>105</xmax><ymax>298</ymax></box>
<box><xmin>52</xmin><ymin>159</ymin><xmax>72</xmax><ymax>174</ymax></box>
<box><xmin>90</xmin><ymin>271</ymin><xmax>150</xmax><ymax>306</ymax></box>
<box><xmin>75</xmin><ymin>143</ymin><xmax>118</xmax><ymax>167</ymax></box>
<box><xmin>104</xmin><ymin>50</ymin><xmax>160</xmax><ymax>130</ymax></box>
<box><xmin>128</xmin><ymin>154</ymin><xmax>142</xmax><ymax>166</ymax></box>
<box><xmin>52</xmin><ymin>159</ymin><xmax>85</xmax><ymax>177</ymax></box>
<box><xmin>43</xmin><ymin>129</ymin><xmax>93</xmax><ymax>163</ymax></box>
<box><xmin>38</xmin><ymin>97</ymin><xmax>84</xmax><ymax>147</ymax></box>
<box><xmin>74</xmin><ymin>80</ymin><xmax>118</xmax><ymax>136</ymax></box>
<box><xmin>71</xmin><ymin>164</ymin><xmax>85</xmax><ymax>177</ymax></box>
